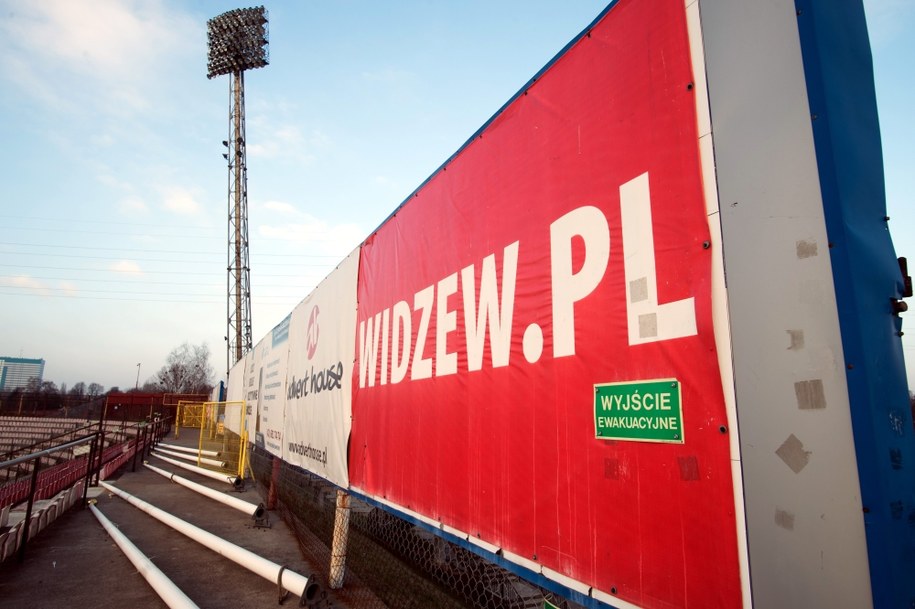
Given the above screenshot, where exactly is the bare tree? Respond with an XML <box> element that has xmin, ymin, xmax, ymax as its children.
<box><xmin>87</xmin><ymin>382</ymin><xmax>104</xmax><ymax>397</ymax></box>
<box><xmin>70</xmin><ymin>382</ymin><xmax>86</xmax><ymax>397</ymax></box>
<box><xmin>140</xmin><ymin>380</ymin><xmax>163</xmax><ymax>392</ymax></box>
<box><xmin>156</xmin><ymin>342</ymin><xmax>214</xmax><ymax>394</ymax></box>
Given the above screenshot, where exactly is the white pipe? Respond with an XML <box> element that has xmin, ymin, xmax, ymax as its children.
<box><xmin>155</xmin><ymin>447</ymin><xmax>227</xmax><ymax>469</ymax></box>
<box><xmin>89</xmin><ymin>504</ymin><xmax>200</xmax><ymax>609</ymax></box>
<box><xmin>144</xmin><ymin>463</ymin><xmax>264</xmax><ymax>520</ymax></box>
<box><xmin>157</xmin><ymin>442</ymin><xmax>220</xmax><ymax>458</ymax></box>
<box><xmin>100</xmin><ymin>481</ymin><xmax>318</xmax><ymax>603</ymax></box>
<box><xmin>151</xmin><ymin>452</ymin><xmax>240</xmax><ymax>487</ymax></box>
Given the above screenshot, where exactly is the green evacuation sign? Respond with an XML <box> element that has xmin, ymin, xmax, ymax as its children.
<box><xmin>594</xmin><ymin>379</ymin><xmax>683</xmax><ymax>443</ymax></box>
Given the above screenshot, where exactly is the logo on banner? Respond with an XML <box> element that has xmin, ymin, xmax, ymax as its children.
<box><xmin>288</xmin><ymin>304</ymin><xmax>343</xmax><ymax>401</ymax></box>
<box><xmin>306</xmin><ymin>305</ymin><xmax>320</xmax><ymax>360</ymax></box>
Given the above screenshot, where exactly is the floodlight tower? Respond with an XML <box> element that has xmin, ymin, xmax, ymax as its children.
<box><xmin>206</xmin><ymin>7</ymin><xmax>269</xmax><ymax>374</ymax></box>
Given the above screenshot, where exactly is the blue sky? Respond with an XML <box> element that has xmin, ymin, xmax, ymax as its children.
<box><xmin>1</xmin><ymin>0</ymin><xmax>912</xmax><ymax>391</ymax></box>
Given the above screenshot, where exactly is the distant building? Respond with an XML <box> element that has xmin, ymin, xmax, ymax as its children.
<box><xmin>0</xmin><ymin>357</ymin><xmax>45</xmax><ymax>391</ymax></box>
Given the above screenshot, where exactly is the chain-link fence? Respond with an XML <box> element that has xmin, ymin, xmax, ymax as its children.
<box><xmin>249</xmin><ymin>446</ymin><xmax>586</xmax><ymax>609</ymax></box>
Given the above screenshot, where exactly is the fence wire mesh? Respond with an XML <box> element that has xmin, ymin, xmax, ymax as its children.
<box><xmin>174</xmin><ymin>401</ymin><xmax>245</xmax><ymax>478</ymax></box>
<box><xmin>249</xmin><ymin>446</ymin><xmax>586</xmax><ymax>609</ymax></box>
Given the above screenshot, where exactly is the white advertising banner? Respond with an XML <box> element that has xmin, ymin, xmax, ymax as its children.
<box><xmin>258</xmin><ymin>314</ymin><xmax>291</xmax><ymax>456</ymax></box>
<box><xmin>242</xmin><ymin>336</ymin><xmax>267</xmax><ymax>439</ymax></box>
<box><xmin>283</xmin><ymin>250</ymin><xmax>359</xmax><ymax>487</ymax></box>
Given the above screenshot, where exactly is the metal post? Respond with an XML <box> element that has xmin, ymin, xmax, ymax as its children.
<box><xmin>93</xmin><ymin>428</ymin><xmax>105</xmax><ymax>486</ymax></box>
<box><xmin>266</xmin><ymin>455</ymin><xmax>280</xmax><ymax>510</ymax></box>
<box><xmin>94</xmin><ymin>400</ymin><xmax>108</xmax><ymax>485</ymax></box>
<box><xmin>329</xmin><ymin>489</ymin><xmax>351</xmax><ymax>588</ymax></box>
<box><xmin>148</xmin><ymin>421</ymin><xmax>156</xmax><ymax>456</ymax></box>
<box><xmin>18</xmin><ymin>459</ymin><xmax>42</xmax><ymax>562</ymax></box>
<box><xmin>142</xmin><ymin>422</ymin><xmax>150</xmax><ymax>458</ymax></box>
<box><xmin>131</xmin><ymin>423</ymin><xmax>145</xmax><ymax>473</ymax></box>
<box><xmin>82</xmin><ymin>434</ymin><xmax>98</xmax><ymax>507</ymax></box>
<box><xmin>149</xmin><ymin>419</ymin><xmax>157</xmax><ymax>452</ymax></box>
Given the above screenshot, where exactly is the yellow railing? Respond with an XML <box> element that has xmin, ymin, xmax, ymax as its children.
<box><xmin>174</xmin><ymin>400</ymin><xmax>247</xmax><ymax>479</ymax></box>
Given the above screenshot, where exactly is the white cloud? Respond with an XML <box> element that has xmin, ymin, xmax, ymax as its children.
<box><xmin>162</xmin><ymin>187</ymin><xmax>202</xmax><ymax>216</ymax></box>
<box><xmin>3</xmin><ymin>0</ymin><xmax>197</xmax><ymax>77</ymax></box>
<box><xmin>111</xmin><ymin>260</ymin><xmax>143</xmax><ymax>275</ymax></box>
<box><xmin>256</xmin><ymin>206</ymin><xmax>365</xmax><ymax>257</ymax></box>
<box><xmin>263</xmin><ymin>200</ymin><xmax>299</xmax><ymax>215</ymax></box>
<box><xmin>130</xmin><ymin>234</ymin><xmax>161</xmax><ymax>246</ymax></box>
<box><xmin>119</xmin><ymin>195</ymin><xmax>149</xmax><ymax>215</ymax></box>
<box><xmin>91</xmin><ymin>133</ymin><xmax>116</xmax><ymax>147</ymax></box>
<box><xmin>0</xmin><ymin>0</ymin><xmax>199</xmax><ymax>114</ymax></box>
<box><xmin>0</xmin><ymin>54</ymin><xmax>63</xmax><ymax>110</ymax></box>
<box><xmin>247</xmin><ymin>122</ymin><xmax>329</xmax><ymax>165</ymax></box>
<box><xmin>92</xmin><ymin>160</ymin><xmax>134</xmax><ymax>191</ymax></box>
<box><xmin>361</xmin><ymin>67</ymin><xmax>417</xmax><ymax>84</ymax></box>
<box><xmin>259</xmin><ymin>221</ymin><xmax>365</xmax><ymax>257</ymax></box>
<box><xmin>58</xmin><ymin>281</ymin><xmax>79</xmax><ymax>296</ymax></box>
<box><xmin>7</xmin><ymin>275</ymin><xmax>50</xmax><ymax>296</ymax></box>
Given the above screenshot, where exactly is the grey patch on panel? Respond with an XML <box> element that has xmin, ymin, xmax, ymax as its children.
<box><xmin>795</xmin><ymin>379</ymin><xmax>826</xmax><ymax>410</ymax></box>
<box><xmin>775</xmin><ymin>508</ymin><xmax>795</xmax><ymax>531</ymax></box>
<box><xmin>796</xmin><ymin>240</ymin><xmax>818</xmax><ymax>259</ymax></box>
<box><xmin>630</xmin><ymin>277</ymin><xmax>649</xmax><ymax>303</ymax></box>
<box><xmin>776</xmin><ymin>434</ymin><xmax>812</xmax><ymax>474</ymax></box>
<box><xmin>639</xmin><ymin>313</ymin><xmax>657</xmax><ymax>338</ymax></box>
<box><xmin>786</xmin><ymin>329</ymin><xmax>805</xmax><ymax>350</ymax></box>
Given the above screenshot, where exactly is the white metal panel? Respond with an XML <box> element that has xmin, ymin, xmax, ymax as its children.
<box><xmin>685</xmin><ymin>1</ymin><xmax>753</xmax><ymax>606</ymax></box>
<box><xmin>699</xmin><ymin>1</ymin><xmax>873</xmax><ymax>607</ymax></box>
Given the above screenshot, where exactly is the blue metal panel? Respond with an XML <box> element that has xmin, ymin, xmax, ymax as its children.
<box><xmin>796</xmin><ymin>1</ymin><xmax>915</xmax><ymax>606</ymax></box>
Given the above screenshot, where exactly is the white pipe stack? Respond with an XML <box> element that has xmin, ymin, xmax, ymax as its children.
<box><xmin>151</xmin><ymin>453</ymin><xmax>240</xmax><ymax>486</ymax></box>
<box><xmin>144</xmin><ymin>462</ymin><xmax>264</xmax><ymax>520</ymax></box>
<box><xmin>154</xmin><ymin>447</ymin><xmax>227</xmax><ymax>469</ymax></box>
<box><xmin>157</xmin><ymin>442</ymin><xmax>220</xmax><ymax>458</ymax></box>
<box><xmin>100</xmin><ymin>481</ymin><xmax>318</xmax><ymax>603</ymax></box>
<box><xmin>89</xmin><ymin>504</ymin><xmax>200</xmax><ymax>609</ymax></box>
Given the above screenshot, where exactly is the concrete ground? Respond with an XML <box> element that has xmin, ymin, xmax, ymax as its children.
<box><xmin>0</xmin><ymin>437</ymin><xmax>337</xmax><ymax>609</ymax></box>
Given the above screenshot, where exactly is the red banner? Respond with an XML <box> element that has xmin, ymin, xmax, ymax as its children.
<box><xmin>350</xmin><ymin>1</ymin><xmax>742</xmax><ymax>606</ymax></box>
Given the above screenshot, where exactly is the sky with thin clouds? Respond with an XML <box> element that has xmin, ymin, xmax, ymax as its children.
<box><xmin>0</xmin><ymin>0</ymin><xmax>913</xmax><ymax>391</ymax></box>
